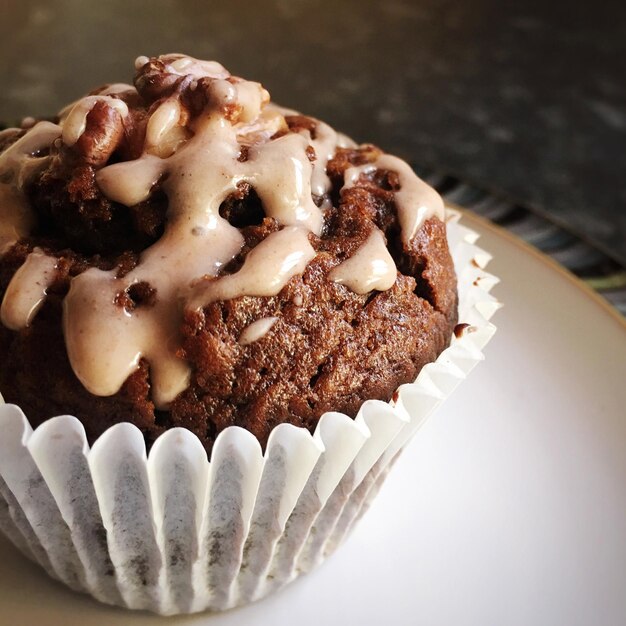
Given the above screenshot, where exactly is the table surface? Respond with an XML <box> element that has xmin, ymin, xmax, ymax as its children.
<box><xmin>1</xmin><ymin>0</ymin><xmax>625</xmax><ymax>264</ymax></box>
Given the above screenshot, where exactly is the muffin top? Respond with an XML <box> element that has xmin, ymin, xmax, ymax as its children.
<box><xmin>0</xmin><ymin>54</ymin><xmax>457</xmax><ymax>450</ymax></box>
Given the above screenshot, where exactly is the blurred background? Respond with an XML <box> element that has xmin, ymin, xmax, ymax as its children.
<box><xmin>1</xmin><ymin>0</ymin><xmax>625</xmax><ymax>307</ymax></box>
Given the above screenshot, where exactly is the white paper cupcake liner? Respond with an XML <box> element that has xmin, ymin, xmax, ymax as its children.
<box><xmin>0</xmin><ymin>208</ymin><xmax>499</xmax><ymax>615</ymax></box>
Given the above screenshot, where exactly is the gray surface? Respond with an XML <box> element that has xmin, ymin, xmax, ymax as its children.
<box><xmin>1</xmin><ymin>0</ymin><xmax>624</xmax><ymax>264</ymax></box>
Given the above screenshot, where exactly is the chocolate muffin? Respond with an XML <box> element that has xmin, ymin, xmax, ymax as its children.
<box><xmin>0</xmin><ymin>54</ymin><xmax>457</xmax><ymax>452</ymax></box>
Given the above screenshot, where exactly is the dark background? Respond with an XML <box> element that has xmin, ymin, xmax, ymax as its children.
<box><xmin>1</xmin><ymin>0</ymin><xmax>624</xmax><ymax>264</ymax></box>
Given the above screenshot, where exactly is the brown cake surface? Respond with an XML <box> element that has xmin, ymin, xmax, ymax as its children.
<box><xmin>0</xmin><ymin>54</ymin><xmax>457</xmax><ymax>451</ymax></box>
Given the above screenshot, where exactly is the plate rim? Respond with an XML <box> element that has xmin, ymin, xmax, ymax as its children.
<box><xmin>455</xmin><ymin>204</ymin><xmax>626</xmax><ymax>329</ymax></box>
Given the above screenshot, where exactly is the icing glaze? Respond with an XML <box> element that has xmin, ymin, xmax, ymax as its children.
<box><xmin>0</xmin><ymin>54</ymin><xmax>446</xmax><ymax>407</ymax></box>
<box><xmin>0</xmin><ymin>249</ymin><xmax>57</xmax><ymax>330</ymax></box>
<box><xmin>161</xmin><ymin>54</ymin><xmax>230</xmax><ymax>80</ymax></box>
<box><xmin>66</xmin><ymin>64</ymin><xmax>322</xmax><ymax>406</ymax></box>
<box><xmin>344</xmin><ymin>154</ymin><xmax>445</xmax><ymax>244</ymax></box>
<box><xmin>329</xmin><ymin>229</ymin><xmax>397</xmax><ymax>294</ymax></box>
<box><xmin>188</xmin><ymin>226</ymin><xmax>316</xmax><ymax>310</ymax></box>
<box><xmin>238</xmin><ymin>316</ymin><xmax>279</xmax><ymax>346</ymax></box>
<box><xmin>0</xmin><ymin>122</ymin><xmax>61</xmax><ymax>253</ymax></box>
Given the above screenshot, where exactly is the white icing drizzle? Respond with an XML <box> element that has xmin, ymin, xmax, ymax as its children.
<box><xmin>238</xmin><ymin>316</ymin><xmax>279</xmax><ymax>346</ymax></box>
<box><xmin>61</xmin><ymin>95</ymin><xmax>129</xmax><ymax>147</ymax></box>
<box><xmin>62</xmin><ymin>182</ymin><xmax>243</xmax><ymax>405</ymax></box>
<box><xmin>188</xmin><ymin>227</ymin><xmax>316</xmax><ymax>310</ymax></box>
<box><xmin>162</xmin><ymin>54</ymin><xmax>230</xmax><ymax>80</ymax></box>
<box><xmin>96</xmin><ymin>154</ymin><xmax>163</xmax><ymax>206</ymax></box>
<box><xmin>64</xmin><ymin>265</ymin><xmax>195</xmax><ymax>406</ymax></box>
<box><xmin>329</xmin><ymin>229</ymin><xmax>397</xmax><ymax>294</ymax></box>
<box><xmin>344</xmin><ymin>154</ymin><xmax>444</xmax><ymax>244</ymax></box>
<box><xmin>0</xmin><ymin>249</ymin><xmax>57</xmax><ymax>330</ymax></box>
<box><xmin>267</xmin><ymin>104</ymin><xmax>355</xmax><ymax>199</ymax></box>
<box><xmin>0</xmin><ymin>122</ymin><xmax>61</xmax><ymax>253</ymax></box>
<box><xmin>66</xmin><ymin>60</ymin><xmax>323</xmax><ymax>406</ymax></box>
<box><xmin>56</xmin><ymin>85</ymin><xmax>135</xmax><ymax>129</ymax></box>
<box><xmin>309</xmin><ymin>120</ymin><xmax>341</xmax><ymax>198</ymax></box>
<box><xmin>0</xmin><ymin>54</ymin><xmax>446</xmax><ymax>408</ymax></box>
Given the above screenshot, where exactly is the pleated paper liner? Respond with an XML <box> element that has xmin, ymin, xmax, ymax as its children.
<box><xmin>0</xmin><ymin>207</ymin><xmax>499</xmax><ymax>615</ymax></box>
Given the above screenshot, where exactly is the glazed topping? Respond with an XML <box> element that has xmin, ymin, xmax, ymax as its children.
<box><xmin>329</xmin><ymin>229</ymin><xmax>397</xmax><ymax>294</ymax></box>
<box><xmin>343</xmin><ymin>154</ymin><xmax>444</xmax><ymax>244</ymax></box>
<box><xmin>187</xmin><ymin>227</ymin><xmax>316</xmax><ymax>311</ymax></box>
<box><xmin>0</xmin><ymin>54</ymin><xmax>446</xmax><ymax>406</ymax></box>
<box><xmin>0</xmin><ymin>122</ymin><xmax>61</xmax><ymax>253</ymax></box>
<box><xmin>135</xmin><ymin>53</ymin><xmax>230</xmax><ymax>80</ymax></box>
<box><xmin>0</xmin><ymin>249</ymin><xmax>57</xmax><ymax>330</ymax></box>
<box><xmin>238</xmin><ymin>316</ymin><xmax>279</xmax><ymax>346</ymax></box>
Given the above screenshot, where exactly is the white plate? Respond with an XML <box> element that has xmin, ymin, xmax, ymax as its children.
<box><xmin>0</xmin><ymin>212</ymin><xmax>625</xmax><ymax>626</ymax></box>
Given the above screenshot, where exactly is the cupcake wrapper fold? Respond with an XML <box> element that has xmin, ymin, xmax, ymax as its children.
<box><xmin>0</xmin><ymin>208</ymin><xmax>499</xmax><ymax>615</ymax></box>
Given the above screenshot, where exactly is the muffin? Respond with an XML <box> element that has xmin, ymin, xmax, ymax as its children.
<box><xmin>0</xmin><ymin>53</ymin><xmax>457</xmax><ymax>451</ymax></box>
<box><xmin>0</xmin><ymin>54</ymin><xmax>497</xmax><ymax>614</ymax></box>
